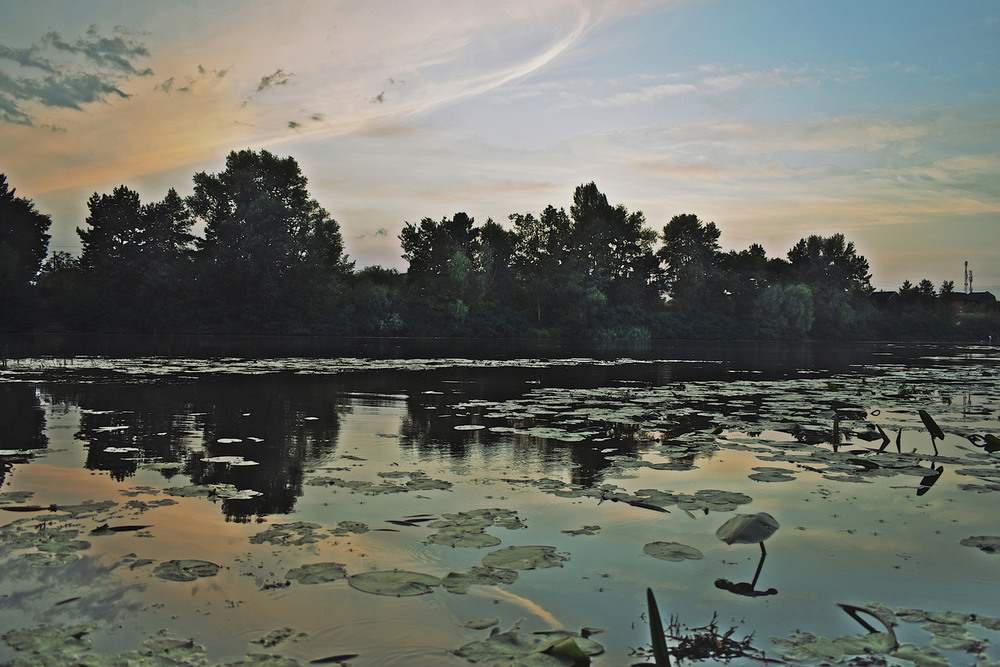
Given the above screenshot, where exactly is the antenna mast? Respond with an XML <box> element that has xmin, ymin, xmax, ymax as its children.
<box><xmin>965</xmin><ymin>261</ymin><xmax>969</xmax><ymax>294</ymax></box>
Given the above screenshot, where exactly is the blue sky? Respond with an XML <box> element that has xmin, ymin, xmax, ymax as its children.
<box><xmin>2</xmin><ymin>0</ymin><xmax>998</xmax><ymax>292</ymax></box>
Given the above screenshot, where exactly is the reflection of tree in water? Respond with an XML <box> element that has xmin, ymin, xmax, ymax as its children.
<box><xmin>184</xmin><ymin>378</ymin><xmax>345</xmax><ymax>521</ymax></box>
<box><xmin>396</xmin><ymin>368</ymin><xmax>759</xmax><ymax>487</ymax></box>
<box><xmin>398</xmin><ymin>392</ymin><xmax>648</xmax><ymax>488</ymax></box>
<box><xmin>42</xmin><ymin>383</ymin><xmax>191</xmax><ymax>482</ymax></box>
<box><xmin>0</xmin><ymin>384</ymin><xmax>48</xmax><ymax>486</ymax></box>
<box><xmin>40</xmin><ymin>377</ymin><xmax>347</xmax><ymax>521</ymax></box>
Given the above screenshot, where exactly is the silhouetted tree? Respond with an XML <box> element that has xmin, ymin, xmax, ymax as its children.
<box><xmin>0</xmin><ymin>174</ymin><xmax>51</xmax><ymax>330</ymax></box>
<box><xmin>348</xmin><ymin>266</ymin><xmax>405</xmax><ymax>334</ymax></box>
<box><xmin>568</xmin><ymin>182</ymin><xmax>658</xmax><ymax>307</ymax></box>
<box><xmin>510</xmin><ymin>205</ymin><xmax>573</xmax><ymax>326</ymax></box>
<box><xmin>78</xmin><ymin>186</ymin><xmax>144</xmax><ymax>277</ymax></box>
<box><xmin>718</xmin><ymin>243</ymin><xmax>770</xmax><ymax>315</ymax></box>
<box><xmin>75</xmin><ymin>185</ymin><xmax>196</xmax><ymax>329</ymax></box>
<box><xmin>399</xmin><ymin>211</ymin><xmax>524</xmax><ymax>332</ymax></box>
<box><xmin>787</xmin><ymin>233</ymin><xmax>872</xmax><ymax>295</ymax></box>
<box><xmin>476</xmin><ymin>218</ymin><xmax>517</xmax><ymax>305</ymax></box>
<box><xmin>189</xmin><ymin>149</ymin><xmax>351</xmax><ymax>329</ymax></box>
<box><xmin>35</xmin><ymin>251</ymin><xmax>86</xmax><ymax>327</ymax></box>
<box><xmin>657</xmin><ymin>213</ymin><xmax>723</xmax><ymax>309</ymax></box>
<box><xmin>752</xmin><ymin>283</ymin><xmax>814</xmax><ymax>339</ymax></box>
<box><xmin>785</xmin><ymin>233</ymin><xmax>872</xmax><ymax>338</ymax></box>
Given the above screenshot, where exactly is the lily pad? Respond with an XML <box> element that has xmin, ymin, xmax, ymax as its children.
<box><xmin>142</xmin><ymin>636</ymin><xmax>207</xmax><ymax>662</ymax></box>
<box><xmin>464</xmin><ymin>617</ymin><xmax>500</xmax><ymax>630</ymax></box>
<box><xmin>643</xmin><ymin>541</ymin><xmax>704</xmax><ymax>562</ymax></box>
<box><xmin>153</xmin><ymin>559</ymin><xmax>221</xmax><ymax>581</ymax></box>
<box><xmin>890</xmin><ymin>643</ymin><xmax>948</xmax><ymax>666</ymax></box>
<box><xmin>453</xmin><ymin>623</ymin><xmax>604</xmax><ymax>665</ymax></box>
<box><xmin>163</xmin><ymin>485</ymin><xmax>216</xmax><ymax>498</ymax></box>
<box><xmin>204</xmin><ymin>455</ymin><xmax>259</xmax><ymax>466</ymax></box>
<box><xmin>329</xmin><ymin>520</ymin><xmax>370</xmax><ymax>536</ymax></box>
<box><xmin>425</xmin><ymin>508</ymin><xmax>525</xmax><ymax>548</ymax></box>
<box><xmin>770</xmin><ymin>631</ymin><xmax>845</xmax><ymax>663</ymax></box>
<box><xmin>225</xmin><ymin>654</ymin><xmax>302</xmax><ymax>666</ymax></box>
<box><xmin>250</xmin><ymin>522</ymin><xmax>327</xmax><ymax>546</ymax></box>
<box><xmin>481</xmin><ymin>545</ymin><xmax>569</xmax><ymax>570</ymax></box>
<box><xmin>2</xmin><ymin>623</ymin><xmax>95</xmax><ymax>655</ymax></box>
<box><xmin>348</xmin><ymin>570</ymin><xmax>440</xmax><ymax>596</ymax></box>
<box><xmin>426</xmin><ymin>528</ymin><xmax>502</xmax><ymax>548</ymax></box>
<box><xmin>52</xmin><ymin>499</ymin><xmax>117</xmax><ymax>517</ymax></box>
<box><xmin>442</xmin><ymin>566</ymin><xmax>519</xmax><ymax>594</ymax></box>
<box><xmin>251</xmin><ymin>627</ymin><xmax>309</xmax><ymax>648</ymax></box>
<box><xmin>285</xmin><ymin>562</ymin><xmax>348</xmax><ymax>584</ymax></box>
<box><xmin>748</xmin><ymin>467</ymin><xmax>797</xmax><ymax>482</ymax></box>
<box><xmin>23</xmin><ymin>551</ymin><xmax>80</xmax><ymax>567</ymax></box>
<box><xmin>0</xmin><ymin>519</ymin><xmax>91</xmax><ymax>558</ymax></box>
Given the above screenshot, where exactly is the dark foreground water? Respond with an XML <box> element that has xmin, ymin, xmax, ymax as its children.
<box><xmin>1</xmin><ymin>338</ymin><xmax>998</xmax><ymax>665</ymax></box>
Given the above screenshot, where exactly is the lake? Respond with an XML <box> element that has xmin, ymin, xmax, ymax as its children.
<box><xmin>1</xmin><ymin>338</ymin><xmax>998</xmax><ymax>666</ymax></box>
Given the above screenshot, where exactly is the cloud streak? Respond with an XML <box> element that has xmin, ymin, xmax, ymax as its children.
<box><xmin>43</xmin><ymin>26</ymin><xmax>152</xmax><ymax>76</ymax></box>
<box><xmin>0</xmin><ymin>26</ymin><xmax>151</xmax><ymax>126</ymax></box>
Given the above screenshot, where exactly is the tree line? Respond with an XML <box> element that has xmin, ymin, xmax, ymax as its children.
<box><xmin>1</xmin><ymin>149</ymin><xmax>996</xmax><ymax>340</ymax></box>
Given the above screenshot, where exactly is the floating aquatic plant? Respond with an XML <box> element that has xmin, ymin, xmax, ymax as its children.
<box><xmin>285</xmin><ymin>562</ymin><xmax>348</xmax><ymax>584</ymax></box>
<box><xmin>453</xmin><ymin>621</ymin><xmax>604</xmax><ymax>665</ymax></box>
<box><xmin>770</xmin><ymin>602</ymin><xmax>1000</xmax><ymax>665</ymax></box>
<box><xmin>329</xmin><ymin>520</ymin><xmax>369</xmax><ymax>536</ymax></box>
<box><xmin>251</xmin><ymin>627</ymin><xmax>309</xmax><ymax>648</ymax></box>
<box><xmin>152</xmin><ymin>559</ymin><xmax>221</xmax><ymax>582</ymax></box>
<box><xmin>347</xmin><ymin>570</ymin><xmax>441</xmax><ymax>596</ymax></box>
<box><xmin>481</xmin><ymin>545</ymin><xmax>569</xmax><ymax>570</ymax></box>
<box><xmin>424</xmin><ymin>508</ymin><xmax>525</xmax><ymax>548</ymax></box>
<box><xmin>748</xmin><ymin>466</ymin><xmax>797</xmax><ymax>482</ymax></box>
<box><xmin>249</xmin><ymin>521</ymin><xmax>328</xmax><ymax>546</ymax></box>
<box><xmin>2</xmin><ymin>623</ymin><xmax>95</xmax><ymax>656</ymax></box>
<box><xmin>643</xmin><ymin>541</ymin><xmax>704</xmax><ymax>562</ymax></box>
<box><xmin>442</xmin><ymin>566</ymin><xmax>518</xmax><ymax>594</ymax></box>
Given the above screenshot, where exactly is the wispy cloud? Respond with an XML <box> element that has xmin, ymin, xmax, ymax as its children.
<box><xmin>43</xmin><ymin>26</ymin><xmax>152</xmax><ymax>76</ymax></box>
<box><xmin>0</xmin><ymin>26</ymin><xmax>151</xmax><ymax>126</ymax></box>
<box><xmin>255</xmin><ymin>68</ymin><xmax>294</xmax><ymax>93</ymax></box>
<box><xmin>592</xmin><ymin>82</ymin><xmax>695</xmax><ymax>107</ymax></box>
<box><xmin>355</xmin><ymin>227</ymin><xmax>389</xmax><ymax>239</ymax></box>
<box><xmin>155</xmin><ymin>64</ymin><xmax>229</xmax><ymax>94</ymax></box>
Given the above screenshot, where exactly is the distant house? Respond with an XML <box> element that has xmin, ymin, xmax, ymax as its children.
<box><xmin>952</xmin><ymin>291</ymin><xmax>997</xmax><ymax>312</ymax></box>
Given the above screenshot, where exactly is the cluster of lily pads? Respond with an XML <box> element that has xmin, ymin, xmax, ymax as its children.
<box><xmin>0</xmin><ymin>354</ymin><xmax>640</xmax><ymax>381</ymax></box>
<box><xmin>769</xmin><ymin>602</ymin><xmax>1000</xmax><ymax>665</ymax></box>
<box><xmin>244</xmin><ymin>508</ymin><xmax>570</xmax><ymax>600</ymax></box>
<box><xmin>430</xmin><ymin>363</ymin><xmax>1000</xmax><ymax>502</ymax></box>
<box><xmin>1</xmin><ymin>623</ymin><xmax>315</xmax><ymax>666</ymax></box>
<box><xmin>0</xmin><ymin>497</ymin><xmax>126</xmax><ymax>567</ymax></box>
<box><xmin>305</xmin><ymin>470</ymin><xmax>452</xmax><ymax>495</ymax></box>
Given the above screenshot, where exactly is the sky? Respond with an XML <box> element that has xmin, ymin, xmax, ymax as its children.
<box><xmin>1</xmin><ymin>0</ymin><xmax>998</xmax><ymax>293</ymax></box>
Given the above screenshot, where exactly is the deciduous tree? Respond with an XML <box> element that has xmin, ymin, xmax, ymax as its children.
<box><xmin>189</xmin><ymin>149</ymin><xmax>350</xmax><ymax>328</ymax></box>
<box><xmin>657</xmin><ymin>213</ymin><xmax>723</xmax><ymax>309</ymax></box>
<box><xmin>787</xmin><ymin>233</ymin><xmax>871</xmax><ymax>295</ymax></box>
<box><xmin>0</xmin><ymin>174</ymin><xmax>51</xmax><ymax>288</ymax></box>
<box><xmin>0</xmin><ymin>174</ymin><xmax>51</xmax><ymax>329</ymax></box>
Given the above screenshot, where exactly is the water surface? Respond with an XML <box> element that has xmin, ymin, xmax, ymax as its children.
<box><xmin>1</xmin><ymin>340</ymin><xmax>998</xmax><ymax>665</ymax></box>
